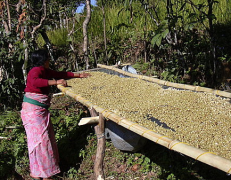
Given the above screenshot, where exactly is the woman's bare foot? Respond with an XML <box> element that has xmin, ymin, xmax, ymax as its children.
<box><xmin>30</xmin><ymin>176</ymin><xmax>40</xmax><ymax>180</ymax></box>
<box><xmin>30</xmin><ymin>173</ymin><xmax>40</xmax><ymax>180</ymax></box>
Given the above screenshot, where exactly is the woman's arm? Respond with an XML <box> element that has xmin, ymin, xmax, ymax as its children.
<box><xmin>48</xmin><ymin>79</ymin><xmax>67</xmax><ymax>86</ymax></box>
<box><xmin>47</xmin><ymin>72</ymin><xmax>91</xmax><ymax>87</ymax></box>
<box><xmin>73</xmin><ymin>72</ymin><xmax>91</xmax><ymax>78</ymax></box>
<box><xmin>48</xmin><ymin>69</ymin><xmax>91</xmax><ymax>79</ymax></box>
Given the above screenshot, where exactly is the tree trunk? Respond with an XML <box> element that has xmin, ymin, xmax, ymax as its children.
<box><xmin>102</xmin><ymin>1</ymin><xmax>108</xmax><ymax>65</ymax></box>
<box><xmin>59</xmin><ymin>5</ymin><xmax>63</xmax><ymax>28</ymax></box>
<box><xmin>22</xmin><ymin>39</ymin><xmax>28</xmax><ymax>84</ymax></box>
<box><xmin>83</xmin><ymin>0</ymin><xmax>91</xmax><ymax>70</ymax></box>
<box><xmin>144</xmin><ymin>5</ymin><xmax>147</xmax><ymax>63</ymax></box>
<box><xmin>0</xmin><ymin>1</ymin><xmax>10</xmax><ymax>34</ymax></box>
<box><xmin>93</xmin><ymin>35</ymin><xmax>98</xmax><ymax>67</ymax></box>
<box><xmin>16</xmin><ymin>0</ymin><xmax>28</xmax><ymax>83</ymax></box>
<box><xmin>68</xmin><ymin>15</ymin><xmax>79</xmax><ymax>71</ymax></box>
<box><xmin>207</xmin><ymin>0</ymin><xmax>216</xmax><ymax>85</ymax></box>
<box><xmin>6</xmin><ymin>0</ymin><xmax>11</xmax><ymax>31</ymax></box>
<box><xmin>41</xmin><ymin>30</ymin><xmax>55</xmax><ymax>62</ymax></box>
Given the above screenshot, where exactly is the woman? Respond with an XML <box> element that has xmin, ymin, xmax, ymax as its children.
<box><xmin>21</xmin><ymin>49</ymin><xmax>91</xmax><ymax>180</ymax></box>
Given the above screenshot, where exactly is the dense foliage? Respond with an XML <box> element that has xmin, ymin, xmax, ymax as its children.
<box><xmin>0</xmin><ymin>0</ymin><xmax>81</xmax><ymax>111</ymax></box>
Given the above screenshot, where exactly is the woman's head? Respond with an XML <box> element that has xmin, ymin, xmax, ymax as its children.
<box><xmin>31</xmin><ymin>49</ymin><xmax>49</xmax><ymax>67</ymax></box>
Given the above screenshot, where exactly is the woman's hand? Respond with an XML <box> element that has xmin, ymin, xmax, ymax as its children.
<box><xmin>80</xmin><ymin>73</ymin><xmax>91</xmax><ymax>78</ymax></box>
<box><xmin>57</xmin><ymin>79</ymin><xmax>67</xmax><ymax>86</ymax></box>
<box><xmin>74</xmin><ymin>73</ymin><xmax>91</xmax><ymax>78</ymax></box>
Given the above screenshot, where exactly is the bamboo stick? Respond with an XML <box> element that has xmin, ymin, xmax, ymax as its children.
<box><xmin>97</xmin><ymin>64</ymin><xmax>231</xmax><ymax>98</ymax></box>
<box><xmin>0</xmin><ymin>136</ymin><xmax>8</xmax><ymax>139</ymax></box>
<box><xmin>57</xmin><ymin>84</ymin><xmax>231</xmax><ymax>174</ymax></box>
<box><xmin>5</xmin><ymin>126</ymin><xmax>22</xmax><ymax>129</ymax></box>
<box><xmin>78</xmin><ymin>116</ymin><xmax>99</xmax><ymax>126</ymax></box>
<box><xmin>53</xmin><ymin>92</ymin><xmax>64</xmax><ymax>97</ymax></box>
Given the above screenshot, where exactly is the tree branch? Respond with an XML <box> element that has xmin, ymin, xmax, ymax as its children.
<box><xmin>31</xmin><ymin>0</ymin><xmax>47</xmax><ymax>39</ymax></box>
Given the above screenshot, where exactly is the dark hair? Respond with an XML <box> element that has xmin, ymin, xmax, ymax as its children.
<box><xmin>31</xmin><ymin>49</ymin><xmax>49</xmax><ymax>67</ymax></box>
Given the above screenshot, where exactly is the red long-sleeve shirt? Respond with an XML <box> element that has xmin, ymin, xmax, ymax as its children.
<box><xmin>24</xmin><ymin>66</ymin><xmax>74</xmax><ymax>94</ymax></box>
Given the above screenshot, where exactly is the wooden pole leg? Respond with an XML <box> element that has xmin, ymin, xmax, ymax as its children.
<box><xmin>94</xmin><ymin>113</ymin><xmax>105</xmax><ymax>180</ymax></box>
<box><xmin>89</xmin><ymin>108</ymin><xmax>105</xmax><ymax>180</ymax></box>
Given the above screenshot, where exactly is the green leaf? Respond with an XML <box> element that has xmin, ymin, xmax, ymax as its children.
<box><xmin>18</xmin><ymin>53</ymin><xmax>22</xmax><ymax>62</ymax></box>
<box><xmin>50</xmin><ymin>6</ymin><xmax>53</xmax><ymax>14</ymax></box>
<box><xmin>162</xmin><ymin>29</ymin><xmax>169</xmax><ymax>39</ymax></box>
<box><xmin>188</xmin><ymin>13</ymin><xmax>197</xmax><ymax>19</ymax></box>
<box><xmin>179</xmin><ymin>2</ymin><xmax>186</xmax><ymax>11</ymax></box>
<box><xmin>66</xmin><ymin>37</ymin><xmax>72</xmax><ymax>42</ymax></box>
<box><xmin>74</xmin><ymin>13</ymin><xmax>81</xmax><ymax>22</ymax></box>
<box><xmin>151</xmin><ymin>34</ymin><xmax>162</xmax><ymax>47</ymax></box>
<box><xmin>208</xmin><ymin>14</ymin><xmax>217</xmax><ymax>20</ymax></box>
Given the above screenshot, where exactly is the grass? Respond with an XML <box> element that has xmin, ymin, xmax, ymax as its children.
<box><xmin>63</xmin><ymin>132</ymin><xmax>231</xmax><ymax>180</ymax></box>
